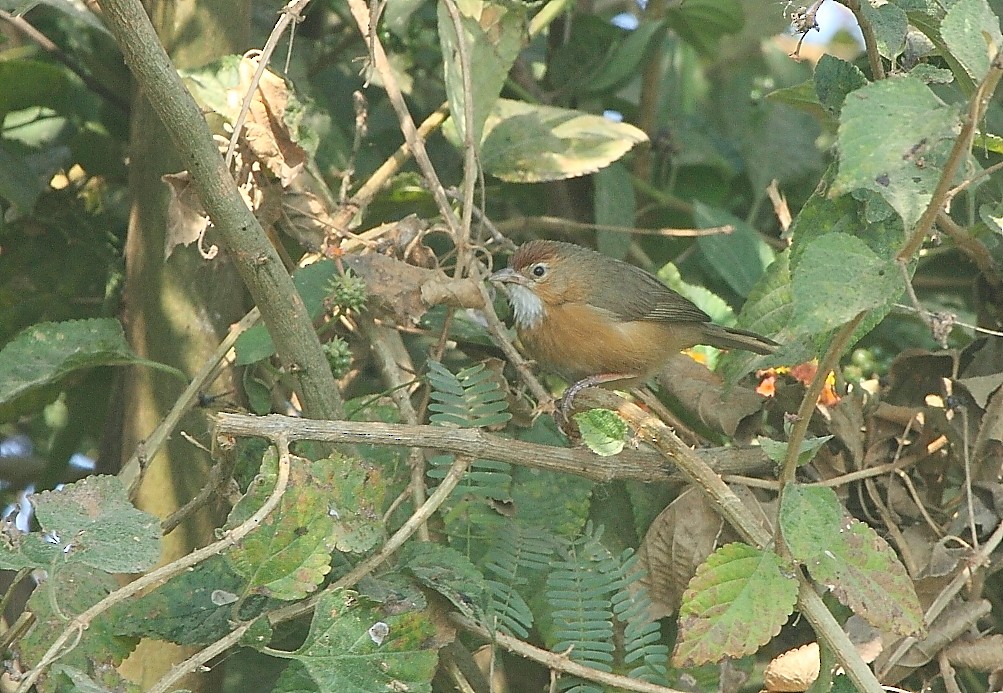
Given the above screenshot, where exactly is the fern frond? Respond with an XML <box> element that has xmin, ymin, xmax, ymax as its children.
<box><xmin>613</xmin><ymin>552</ymin><xmax>669</xmax><ymax>683</ymax></box>
<box><xmin>426</xmin><ymin>360</ymin><xmax>512</xmax><ymax>428</ymax></box>
<box><xmin>546</xmin><ymin>524</ymin><xmax>619</xmax><ymax>682</ymax></box>
<box><xmin>481</xmin><ymin>524</ymin><xmax>559</xmax><ymax>638</ymax></box>
<box><xmin>426</xmin><ymin>454</ymin><xmax>512</xmax><ymax>501</ymax></box>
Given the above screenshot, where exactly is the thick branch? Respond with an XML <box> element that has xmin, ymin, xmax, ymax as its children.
<box><xmin>213</xmin><ymin>407</ymin><xmax>771</xmax><ymax>484</ymax></box>
<box><xmin>99</xmin><ymin>0</ymin><xmax>343</xmax><ymax>420</ymax></box>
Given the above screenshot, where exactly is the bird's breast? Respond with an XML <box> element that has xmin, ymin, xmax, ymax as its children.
<box><xmin>517</xmin><ymin>302</ymin><xmax>700</xmax><ymax>381</ymax></box>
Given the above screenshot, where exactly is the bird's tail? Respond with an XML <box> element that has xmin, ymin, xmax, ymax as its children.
<box><xmin>702</xmin><ymin>324</ymin><xmax>778</xmax><ymax>356</ymax></box>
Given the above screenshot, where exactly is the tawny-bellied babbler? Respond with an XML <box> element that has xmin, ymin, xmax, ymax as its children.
<box><xmin>489</xmin><ymin>240</ymin><xmax>777</xmax><ymax>410</ymax></box>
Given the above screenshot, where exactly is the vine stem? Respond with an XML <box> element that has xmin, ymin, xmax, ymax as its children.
<box><xmin>15</xmin><ymin>436</ymin><xmax>295</xmax><ymax>693</ymax></box>
<box><xmin>838</xmin><ymin>0</ymin><xmax>886</xmax><ymax>80</ymax></box>
<box><xmin>610</xmin><ymin>399</ymin><xmax>884</xmax><ymax>693</ymax></box>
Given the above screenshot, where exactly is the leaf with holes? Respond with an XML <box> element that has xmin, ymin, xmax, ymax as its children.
<box><xmin>780</xmin><ymin>485</ymin><xmax>925</xmax><ymax>637</ymax></box>
<box><xmin>273</xmin><ymin>590</ymin><xmax>438</xmax><ymax>693</ymax></box>
<box><xmin>674</xmin><ymin>543</ymin><xmax>797</xmax><ymax>666</ymax></box>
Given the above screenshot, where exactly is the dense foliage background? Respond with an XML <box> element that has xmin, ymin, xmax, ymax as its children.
<box><xmin>2</xmin><ymin>0</ymin><xmax>1003</xmax><ymax>691</ymax></box>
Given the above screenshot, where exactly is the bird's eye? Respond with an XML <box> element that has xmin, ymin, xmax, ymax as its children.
<box><xmin>530</xmin><ymin>263</ymin><xmax>547</xmax><ymax>278</ymax></box>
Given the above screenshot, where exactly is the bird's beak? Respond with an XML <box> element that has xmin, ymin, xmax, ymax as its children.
<box><xmin>488</xmin><ymin>267</ymin><xmax>527</xmax><ymax>286</ymax></box>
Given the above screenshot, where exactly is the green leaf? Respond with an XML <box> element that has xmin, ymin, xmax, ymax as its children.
<box><xmin>438</xmin><ymin>0</ymin><xmax>527</xmax><ymax>145</ymax></box>
<box><xmin>758</xmin><ymin>435</ymin><xmax>833</xmax><ymax>466</ymax></box>
<box><xmin>832</xmin><ymin>76</ymin><xmax>961</xmax><ymax>228</ymax></box>
<box><xmin>780</xmin><ymin>485</ymin><xmax>925</xmax><ymax>637</ymax></box>
<box><xmin>30</xmin><ymin>475</ymin><xmax>161</xmax><ymax>573</ymax></box>
<box><xmin>665</xmin><ymin>0</ymin><xmax>743</xmax><ymax>55</ymax></box>
<box><xmin>791</xmin><ymin>232</ymin><xmax>903</xmax><ymax>334</ymax></box>
<box><xmin>427</xmin><ymin>361</ymin><xmax>511</xmax><ymax>428</ymax></box>
<box><xmin>814</xmin><ymin>54</ymin><xmax>868</xmax><ymax>116</ymax></box>
<box><xmin>227</xmin><ymin>450</ymin><xmax>372</xmax><ymax>600</ymax></box>
<box><xmin>673</xmin><ymin>543</ymin><xmax>797</xmax><ymax>666</ymax></box>
<box><xmin>574</xmin><ymin>409</ymin><xmax>629</xmax><ymax>457</ymax></box>
<box><xmin>594</xmin><ymin>163</ymin><xmax>635</xmax><ymax>260</ymax></box>
<box><xmin>586</xmin><ymin>20</ymin><xmax>667</xmax><ymax>93</ymax></box>
<box><xmin>18</xmin><ymin>563</ymin><xmax>136</xmax><ymax>679</ymax></box>
<box><xmin>112</xmin><ymin>555</ymin><xmax>272</xmax><ymax>646</ymax></box>
<box><xmin>941</xmin><ymin>0</ymin><xmax>1003</xmax><ymax>82</ymax></box>
<box><xmin>234</xmin><ymin>260</ymin><xmax>338</xmax><ymax>365</ymax></box>
<box><xmin>402</xmin><ymin>542</ymin><xmax>489</xmax><ymax>621</ymax></box>
<box><xmin>274</xmin><ymin>590</ymin><xmax>439</xmax><ymax>693</ymax></box>
<box><xmin>860</xmin><ymin>2</ymin><xmax>907</xmax><ymax>58</ymax></box>
<box><xmin>478</xmin><ymin>99</ymin><xmax>647</xmax><ymax>182</ymax></box>
<box><xmin>765</xmin><ymin>79</ymin><xmax>833</xmax><ymax>126</ymax></box>
<box><xmin>694</xmin><ymin>203</ymin><xmax>775</xmax><ymax>298</ymax></box>
<box><xmin>0</xmin><ymin>476</ymin><xmax>161</xmax><ymax>574</ymax></box>
<box><xmin>0</xmin><ymin>318</ymin><xmax>183</xmax><ymax>423</ymax></box>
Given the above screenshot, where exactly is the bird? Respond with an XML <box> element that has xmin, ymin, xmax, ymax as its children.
<box><xmin>489</xmin><ymin>239</ymin><xmax>778</xmax><ymax>413</ymax></box>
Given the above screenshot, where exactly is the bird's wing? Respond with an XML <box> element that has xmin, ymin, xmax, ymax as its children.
<box><xmin>590</xmin><ymin>261</ymin><xmax>712</xmax><ymax>324</ymax></box>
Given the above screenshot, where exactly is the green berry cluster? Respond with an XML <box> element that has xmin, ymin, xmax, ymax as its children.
<box><xmin>328</xmin><ymin>271</ymin><xmax>367</xmax><ymax>312</ymax></box>
<box><xmin>323</xmin><ymin>337</ymin><xmax>353</xmax><ymax>378</ymax></box>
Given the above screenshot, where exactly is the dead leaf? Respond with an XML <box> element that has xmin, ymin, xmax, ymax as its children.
<box><xmin>763</xmin><ymin>642</ymin><xmax>819</xmax><ymax>692</ymax></box>
<box><xmin>343</xmin><ymin>253</ymin><xmax>484</xmax><ymax>325</ymax></box>
<box><xmin>162</xmin><ymin>171</ymin><xmax>211</xmax><ymax>260</ymax></box>
<box><xmin>656</xmin><ymin>354</ymin><xmax>767</xmax><ymax>437</ymax></box>
<box><xmin>236</xmin><ymin>57</ymin><xmax>306</xmax><ymax>186</ymax></box>
<box><xmin>638</xmin><ymin>487</ymin><xmax>724</xmax><ymax>619</ymax></box>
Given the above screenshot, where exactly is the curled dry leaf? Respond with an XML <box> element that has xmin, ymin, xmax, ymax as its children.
<box><xmin>236</xmin><ymin>57</ymin><xmax>306</xmax><ymax>186</ymax></box>
<box><xmin>638</xmin><ymin>487</ymin><xmax>724</xmax><ymax>620</ymax></box>
<box><xmin>343</xmin><ymin>253</ymin><xmax>484</xmax><ymax>326</ymax></box>
<box><xmin>656</xmin><ymin>353</ymin><xmax>767</xmax><ymax>437</ymax></box>
<box><xmin>162</xmin><ymin>171</ymin><xmax>210</xmax><ymax>259</ymax></box>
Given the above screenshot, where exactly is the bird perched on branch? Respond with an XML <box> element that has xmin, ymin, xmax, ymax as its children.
<box><xmin>489</xmin><ymin>239</ymin><xmax>777</xmax><ymax>414</ymax></box>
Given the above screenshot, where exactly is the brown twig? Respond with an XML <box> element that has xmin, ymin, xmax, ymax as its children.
<box><xmin>223</xmin><ymin>0</ymin><xmax>313</xmax><ymax>168</ymax></box>
<box><xmin>15</xmin><ymin>436</ymin><xmax>295</xmax><ymax>693</ymax></box>
<box><xmin>452</xmin><ymin>613</ymin><xmax>687</xmax><ymax>693</ymax></box>
<box><xmin>898</xmin><ymin>58</ymin><xmax>1003</xmax><ymax>262</ymax></box>
<box><xmin>212</xmin><ymin>409</ymin><xmax>771</xmax><ymax>484</ymax></box>
<box><xmin>123</xmin><ymin>308</ymin><xmax>261</xmax><ymax>499</ymax></box>
<box><xmin>838</xmin><ymin>0</ymin><xmax>886</xmax><ymax>80</ymax></box>
<box><xmin>495</xmin><ymin>216</ymin><xmax>734</xmax><ymax>239</ymax></box>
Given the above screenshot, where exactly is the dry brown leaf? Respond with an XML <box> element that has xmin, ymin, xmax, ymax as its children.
<box><xmin>343</xmin><ymin>253</ymin><xmax>484</xmax><ymax>326</ymax></box>
<box><xmin>236</xmin><ymin>57</ymin><xmax>306</xmax><ymax>186</ymax></box>
<box><xmin>162</xmin><ymin>171</ymin><xmax>211</xmax><ymax>260</ymax></box>
<box><xmin>763</xmin><ymin>642</ymin><xmax>820</xmax><ymax>692</ymax></box>
<box><xmin>282</xmin><ymin>188</ymin><xmax>334</xmax><ymax>250</ymax></box>
<box><xmin>655</xmin><ymin>354</ymin><xmax>767</xmax><ymax>437</ymax></box>
<box><xmin>638</xmin><ymin>487</ymin><xmax>724</xmax><ymax>619</ymax></box>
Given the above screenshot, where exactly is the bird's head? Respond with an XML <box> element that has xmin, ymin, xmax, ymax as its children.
<box><xmin>488</xmin><ymin>240</ymin><xmax>590</xmax><ymax>329</ymax></box>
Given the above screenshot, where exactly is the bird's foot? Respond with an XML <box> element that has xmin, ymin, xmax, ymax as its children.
<box><xmin>556</xmin><ymin>373</ymin><xmax>633</xmax><ymax>429</ymax></box>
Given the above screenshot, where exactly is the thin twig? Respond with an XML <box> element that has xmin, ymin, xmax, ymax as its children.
<box><xmin>453</xmin><ymin>613</ymin><xmax>687</xmax><ymax>693</ymax></box>
<box><xmin>212</xmin><ymin>409</ymin><xmax>771</xmax><ymax>484</ymax></box>
<box><xmin>877</xmin><ymin>517</ymin><xmax>1003</xmax><ymax>678</ymax></box>
<box><xmin>147</xmin><ymin>620</ymin><xmax>253</xmax><ymax>693</ymax></box>
<box><xmin>266</xmin><ymin>454</ymin><xmax>471</xmax><ymax>625</ymax></box>
<box><xmin>357</xmin><ymin>316</ymin><xmax>430</xmax><ymax>541</ymax></box>
<box><xmin>223</xmin><ymin>0</ymin><xmax>313</xmax><ymax>168</ymax></box>
<box><xmin>15</xmin><ymin>436</ymin><xmax>294</xmax><ymax>693</ymax></box>
<box><xmin>0</xmin><ymin>10</ymin><xmax>129</xmax><ymax>113</ymax></box>
<box><xmin>123</xmin><ymin>308</ymin><xmax>261</xmax><ymax>500</ymax></box>
<box><xmin>838</xmin><ymin>0</ymin><xmax>885</xmax><ymax>80</ymax></box>
<box><xmin>345</xmin><ymin>0</ymin><xmax>464</xmax><ymax>241</ymax></box>
<box><xmin>610</xmin><ymin>399</ymin><xmax>884</xmax><ymax>693</ymax></box>
<box><xmin>475</xmin><ymin>276</ymin><xmax>554</xmax><ymax>407</ymax></box>
<box><xmin>494</xmin><ymin>216</ymin><xmax>734</xmax><ymax>238</ymax></box>
<box><xmin>898</xmin><ymin>59</ymin><xmax>1003</xmax><ymax>261</ymax></box>
<box><xmin>777</xmin><ymin>313</ymin><xmax>865</xmax><ymax>487</ymax></box>
<box><xmin>439</xmin><ymin>0</ymin><xmax>478</xmax><ymax>275</ymax></box>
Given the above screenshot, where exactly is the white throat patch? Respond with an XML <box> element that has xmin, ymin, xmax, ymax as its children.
<box><xmin>506</xmin><ymin>284</ymin><xmax>545</xmax><ymax>329</ymax></box>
